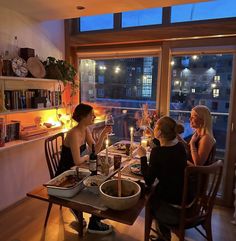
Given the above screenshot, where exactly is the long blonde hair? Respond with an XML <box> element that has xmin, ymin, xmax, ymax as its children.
<box><xmin>192</xmin><ymin>105</ymin><xmax>214</xmax><ymax>137</ymax></box>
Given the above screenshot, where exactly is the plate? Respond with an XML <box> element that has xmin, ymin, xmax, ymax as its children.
<box><xmin>12</xmin><ymin>57</ymin><xmax>28</xmax><ymax>77</ymax></box>
<box><xmin>113</xmin><ymin>142</ymin><xmax>126</xmax><ymax>151</ymax></box>
<box><xmin>130</xmin><ymin>163</ymin><xmax>142</xmax><ymax>176</ymax></box>
<box><xmin>27</xmin><ymin>57</ymin><xmax>46</xmax><ymax>78</ymax></box>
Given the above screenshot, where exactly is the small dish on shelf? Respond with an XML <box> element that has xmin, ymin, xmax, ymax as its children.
<box><xmin>11</xmin><ymin>57</ymin><xmax>28</xmax><ymax>77</ymax></box>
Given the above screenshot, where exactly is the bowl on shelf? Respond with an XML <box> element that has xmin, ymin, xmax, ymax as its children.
<box><xmin>99</xmin><ymin>179</ymin><xmax>141</xmax><ymax>210</ymax></box>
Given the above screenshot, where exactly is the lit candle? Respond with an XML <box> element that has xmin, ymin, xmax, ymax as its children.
<box><xmin>105</xmin><ymin>138</ymin><xmax>109</xmax><ymax>163</ymax></box>
<box><xmin>141</xmin><ymin>138</ymin><xmax>148</xmax><ymax>148</ymax></box>
<box><xmin>130</xmin><ymin>127</ymin><xmax>134</xmax><ymax>147</ymax></box>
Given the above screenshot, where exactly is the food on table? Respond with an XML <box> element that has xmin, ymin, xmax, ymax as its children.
<box><xmin>49</xmin><ymin>175</ymin><xmax>79</xmax><ymax>188</ymax></box>
<box><xmin>130</xmin><ymin>163</ymin><xmax>142</xmax><ymax>176</ymax></box>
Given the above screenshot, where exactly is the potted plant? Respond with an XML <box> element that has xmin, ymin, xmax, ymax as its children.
<box><xmin>43</xmin><ymin>57</ymin><xmax>78</xmax><ymax>93</ymax></box>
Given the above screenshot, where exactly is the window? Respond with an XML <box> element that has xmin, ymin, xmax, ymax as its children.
<box><xmin>97</xmin><ymin>88</ymin><xmax>104</xmax><ymax>97</ymax></box>
<box><xmin>80</xmin><ymin>14</ymin><xmax>113</xmax><ymax>32</ymax></box>
<box><xmin>171</xmin><ymin>0</ymin><xmax>236</xmax><ymax>23</ymax></box>
<box><xmin>169</xmin><ymin>53</ymin><xmax>233</xmax><ymax>153</ymax></box>
<box><xmin>122</xmin><ymin>8</ymin><xmax>162</xmax><ymax>27</ymax></box>
<box><xmin>80</xmin><ymin>56</ymin><xmax>159</xmax><ymax>141</ymax></box>
<box><xmin>98</xmin><ymin>75</ymin><xmax>105</xmax><ymax>84</ymax></box>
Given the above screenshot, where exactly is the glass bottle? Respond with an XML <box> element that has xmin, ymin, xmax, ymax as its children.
<box><xmin>89</xmin><ymin>144</ymin><xmax>97</xmax><ymax>175</ymax></box>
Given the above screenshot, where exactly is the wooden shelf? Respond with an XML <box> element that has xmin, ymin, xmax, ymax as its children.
<box><xmin>0</xmin><ymin>76</ymin><xmax>62</xmax><ymax>83</ymax></box>
<box><xmin>0</xmin><ymin>129</ymin><xmax>64</xmax><ymax>152</ymax></box>
<box><xmin>0</xmin><ymin>106</ymin><xmax>63</xmax><ymax>115</ymax></box>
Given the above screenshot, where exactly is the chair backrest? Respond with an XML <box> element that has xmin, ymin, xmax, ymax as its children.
<box><xmin>44</xmin><ymin>132</ymin><xmax>65</xmax><ymax>179</ymax></box>
<box><xmin>180</xmin><ymin>160</ymin><xmax>223</xmax><ymax>229</ymax></box>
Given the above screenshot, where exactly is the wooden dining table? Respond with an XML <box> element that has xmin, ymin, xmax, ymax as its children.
<box><xmin>27</xmin><ymin>140</ymin><xmax>151</xmax><ymax>238</ymax></box>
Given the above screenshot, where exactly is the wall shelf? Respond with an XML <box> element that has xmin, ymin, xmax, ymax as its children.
<box><xmin>0</xmin><ymin>76</ymin><xmax>62</xmax><ymax>83</ymax></box>
<box><xmin>0</xmin><ymin>106</ymin><xmax>63</xmax><ymax>115</ymax></box>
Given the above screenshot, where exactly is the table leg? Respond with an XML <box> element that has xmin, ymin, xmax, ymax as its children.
<box><xmin>77</xmin><ymin>211</ymin><xmax>84</xmax><ymax>237</ymax></box>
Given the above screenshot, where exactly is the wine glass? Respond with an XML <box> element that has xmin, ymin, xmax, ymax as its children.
<box><xmin>105</xmin><ymin>114</ymin><xmax>115</xmax><ymax>136</ymax></box>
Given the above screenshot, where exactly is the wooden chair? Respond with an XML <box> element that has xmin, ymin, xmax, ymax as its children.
<box><xmin>145</xmin><ymin>160</ymin><xmax>223</xmax><ymax>241</ymax></box>
<box><xmin>44</xmin><ymin>132</ymin><xmax>64</xmax><ymax>227</ymax></box>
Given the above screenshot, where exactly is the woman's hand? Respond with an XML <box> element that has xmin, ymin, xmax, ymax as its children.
<box><xmin>101</xmin><ymin>126</ymin><xmax>112</xmax><ymax>137</ymax></box>
<box><xmin>137</xmin><ymin>145</ymin><xmax>147</xmax><ymax>157</ymax></box>
<box><xmin>190</xmin><ymin>132</ymin><xmax>200</xmax><ymax>145</ymax></box>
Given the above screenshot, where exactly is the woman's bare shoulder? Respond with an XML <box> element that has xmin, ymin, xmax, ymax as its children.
<box><xmin>200</xmin><ymin>134</ymin><xmax>216</xmax><ymax>145</ymax></box>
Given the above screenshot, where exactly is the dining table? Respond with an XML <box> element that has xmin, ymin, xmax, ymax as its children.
<box><xmin>26</xmin><ymin>140</ymin><xmax>151</xmax><ymax>238</ymax></box>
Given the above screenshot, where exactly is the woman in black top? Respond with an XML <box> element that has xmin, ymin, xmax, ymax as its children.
<box><xmin>56</xmin><ymin>103</ymin><xmax>113</xmax><ymax>234</ymax></box>
<box><xmin>137</xmin><ymin>116</ymin><xmax>187</xmax><ymax>241</ymax></box>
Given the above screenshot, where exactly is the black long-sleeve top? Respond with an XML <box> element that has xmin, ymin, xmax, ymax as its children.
<box><xmin>141</xmin><ymin>140</ymin><xmax>187</xmax><ymax>205</ymax></box>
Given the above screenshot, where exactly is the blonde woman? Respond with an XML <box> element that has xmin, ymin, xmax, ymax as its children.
<box><xmin>186</xmin><ymin>105</ymin><xmax>216</xmax><ymax>166</ymax></box>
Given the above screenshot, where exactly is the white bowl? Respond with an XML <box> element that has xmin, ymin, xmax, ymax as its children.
<box><xmin>99</xmin><ymin>179</ymin><xmax>141</xmax><ymax>210</ymax></box>
<box><xmin>83</xmin><ymin>175</ymin><xmax>106</xmax><ymax>194</ymax></box>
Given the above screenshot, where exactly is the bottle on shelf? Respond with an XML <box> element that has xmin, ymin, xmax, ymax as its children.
<box><xmin>0</xmin><ymin>53</ymin><xmax>3</xmax><ymax>76</ymax></box>
<box><xmin>89</xmin><ymin>144</ymin><xmax>97</xmax><ymax>176</ymax></box>
<box><xmin>2</xmin><ymin>50</ymin><xmax>12</xmax><ymax>76</ymax></box>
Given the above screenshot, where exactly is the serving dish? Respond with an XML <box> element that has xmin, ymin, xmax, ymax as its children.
<box><xmin>45</xmin><ymin>170</ymin><xmax>90</xmax><ymax>197</ymax></box>
<box><xmin>99</xmin><ymin>179</ymin><xmax>141</xmax><ymax>210</ymax></box>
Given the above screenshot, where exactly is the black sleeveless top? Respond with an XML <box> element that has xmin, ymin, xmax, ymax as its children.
<box><xmin>55</xmin><ymin>143</ymin><xmax>86</xmax><ymax>176</ymax></box>
<box><xmin>189</xmin><ymin>137</ymin><xmax>216</xmax><ymax>165</ymax></box>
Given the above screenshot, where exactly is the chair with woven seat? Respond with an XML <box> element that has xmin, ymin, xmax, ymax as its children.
<box><xmin>44</xmin><ymin>132</ymin><xmax>64</xmax><ymax>227</ymax></box>
<box><xmin>145</xmin><ymin>160</ymin><xmax>223</xmax><ymax>241</ymax></box>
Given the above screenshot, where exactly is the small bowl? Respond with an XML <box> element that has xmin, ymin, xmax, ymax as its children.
<box><xmin>99</xmin><ymin>179</ymin><xmax>141</xmax><ymax>210</ymax></box>
<box><xmin>83</xmin><ymin>175</ymin><xmax>106</xmax><ymax>194</ymax></box>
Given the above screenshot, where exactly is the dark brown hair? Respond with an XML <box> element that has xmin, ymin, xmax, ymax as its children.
<box><xmin>157</xmin><ymin>116</ymin><xmax>184</xmax><ymax>141</ymax></box>
<box><xmin>72</xmin><ymin>103</ymin><xmax>93</xmax><ymax>122</ymax></box>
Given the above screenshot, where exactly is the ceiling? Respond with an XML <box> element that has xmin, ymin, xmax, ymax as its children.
<box><xmin>0</xmin><ymin>0</ymin><xmax>208</xmax><ymax>21</ymax></box>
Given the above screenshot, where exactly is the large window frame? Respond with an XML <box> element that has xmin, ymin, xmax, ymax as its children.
<box><xmin>78</xmin><ymin>47</ymin><xmax>162</xmax><ymax>111</ymax></box>
<box><xmin>165</xmin><ymin>46</ymin><xmax>236</xmax><ymax>205</ymax></box>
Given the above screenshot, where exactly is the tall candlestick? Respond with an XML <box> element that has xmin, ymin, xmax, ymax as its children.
<box><xmin>130</xmin><ymin>127</ymin><xmax>134</xmax><ymax>147</ymax></box>
<box><xmin>105</xmin><ymin>138</ymin><xmax>109</xmax><ymax>163</ymax></box>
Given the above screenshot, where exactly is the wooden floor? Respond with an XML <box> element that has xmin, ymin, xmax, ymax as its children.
<box><xmin>0</xmin><ymin>197</ymin><xmax>235</xmax><ymax>241</ymax></box>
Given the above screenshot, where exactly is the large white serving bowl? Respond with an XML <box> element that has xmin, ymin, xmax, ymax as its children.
<box><xmin>99</xmin><ymin>179</ymin><xmax>141</xmax><ymax>211</ymax></box>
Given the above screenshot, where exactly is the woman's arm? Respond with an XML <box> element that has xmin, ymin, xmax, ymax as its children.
<box><xmin>139</xmin><ymin>147</ymin><xmax>158</xmax><ymax>186</ymax></box>
<box><xmin>190</xmin><ymin>134</ymin><xmax>215</xmax><ymax>166</ymax></box>
<box><xmin>86</xmin><ymin>126</ymin><xmax>112</xmax><ymax>154</ymax></box>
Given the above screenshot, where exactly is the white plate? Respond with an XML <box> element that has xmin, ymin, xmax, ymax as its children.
<box><xmin>12</xmin><ymin>57</ymin><xmax>28</xmax><ymax>77</ymax></box>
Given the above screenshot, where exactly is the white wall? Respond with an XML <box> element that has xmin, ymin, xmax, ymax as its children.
<box><xmin>0</xmin><ymin>6</ymin><xmax>65</xmax><ymax>60</ymax></box>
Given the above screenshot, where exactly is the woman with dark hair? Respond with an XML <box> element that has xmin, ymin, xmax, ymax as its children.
<box><xmin>137</xmin><ymin>116</ymin><xmax>187</xmax><ymax>241</ymax></box>
<box><xmin>56</xmin><ymin>103</ymin><xmax>112</xmax><ymax>234</ymax></box>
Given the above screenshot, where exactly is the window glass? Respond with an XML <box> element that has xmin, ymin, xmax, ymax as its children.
<box><xmin>171</xmin><ymin>0</ymin><xmax>236</xmax><ymax>23</ymax></box>
<box><xmin>80</xmin><ymin>14</ymin><xmax>113</xmax><ymax>31</ymax></box>
<box><xmin>122</xmin><ymin>8</ymin><xmax>162</xmax><ymax>27</ymax></box>
<box><xmin>169</xmin><ymin>54</ymin><xmax>233</xmax><ymax>158</ymax></box>
<box><xmin>80</xmin><ymin>57</ymin><xmax>159</xmax><ymax>141</ymax></box>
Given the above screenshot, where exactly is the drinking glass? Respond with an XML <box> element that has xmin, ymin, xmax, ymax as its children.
<box><xmin>105</xmin><ymin>114</ymin><xmax>115</xmax><ymax>136</ymax></box>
